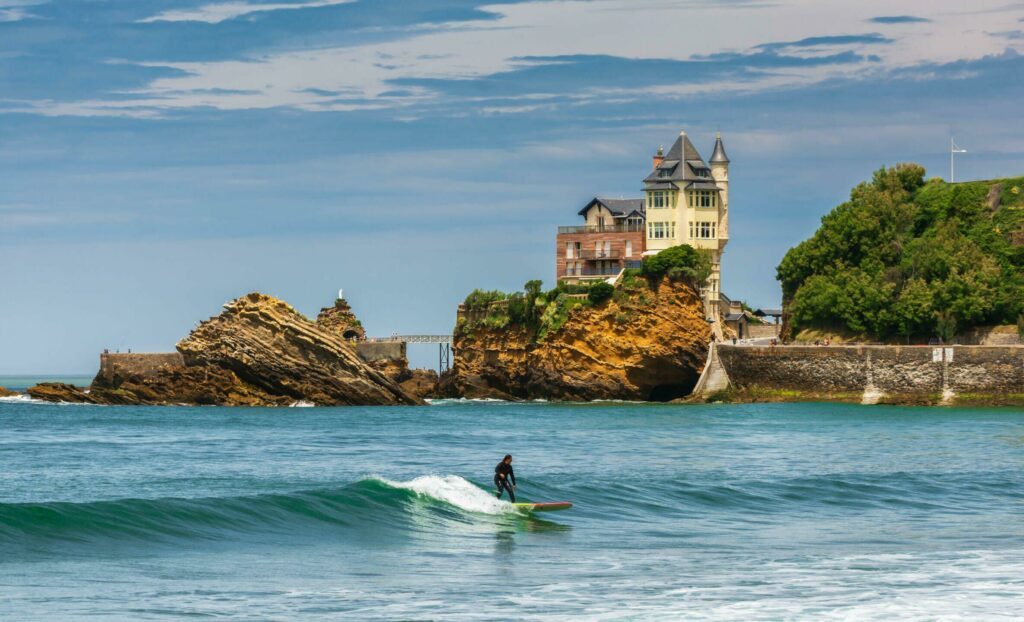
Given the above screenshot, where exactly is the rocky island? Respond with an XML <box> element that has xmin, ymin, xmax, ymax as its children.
<box><xmin>27</xmin><ymin>293</ymin><xmax>424</xmax><ymax>406</ymax></box>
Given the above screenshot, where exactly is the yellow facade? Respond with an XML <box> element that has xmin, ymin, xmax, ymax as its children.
<box><xmin>642</xmin><ymin>130</ymin><xmax>730</xmax><ymax>301</ymax></box>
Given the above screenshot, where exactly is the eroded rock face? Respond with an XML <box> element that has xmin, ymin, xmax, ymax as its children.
<box><xmin>440</xmin><ymin>278</ymin><xmax>710</xmax><ymax>401</ymax></box>
<box><xmin>177</xmin><ymin>293</ymin><xmax>421</xmax><ymax>406</ymax></box>
<box><xmin>0</xmin><ymin>386</ymin><xmax>16</xmax><ymax>398</ymax></box>
<box><xmin>27</xmin><ymin>383</ymin><xmax>97</xmax><ymax>403</ymax></box>
<box><xmin>367</xmin><ymin>357</ymin><xmax>439</xmax><ymax>400</ymax></box>
<box><xmin>27</xmin><ymin>292</ymin><xmax>423</xmax><ymax>407</ymax></box>
<box><xmin>315</xmin><ymin>298</ymin><xmax>366</xmax><ymax>341</ymax></box>
<box><xmin>90</xmin><ymin>364</ymin><xmax>290</xmax><ymax>406</ymax></box>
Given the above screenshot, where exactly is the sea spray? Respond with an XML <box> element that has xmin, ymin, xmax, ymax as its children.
<box><xmin>376</xmin><ymin>475</ymin><xmax>514</xmax><ymax>515</ymax></box>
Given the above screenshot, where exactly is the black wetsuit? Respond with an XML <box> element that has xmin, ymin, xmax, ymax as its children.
<box><xmin>494</xmin><ymin>461</ymin><xmax>516</xmax><ymax>502</ymax></box>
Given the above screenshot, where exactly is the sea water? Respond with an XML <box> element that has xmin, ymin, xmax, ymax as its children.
<box><xmin>0</xmin><ymin>397</ymin><xmax>1022</xmax><ymax>620</ymax></box>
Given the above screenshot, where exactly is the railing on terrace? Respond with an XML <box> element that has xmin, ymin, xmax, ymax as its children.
<box><xmin>577</xmin><ymin>249</ymin><xmax>621</xmax><ymax>260</ymax></box>
<box><xmin>558</xmin><ymin>224</ymin><xmax>644</xmax><ymax>234</ymax></box>
<box><xmin>565</xmin><ymin>266</ymin><xmax>621</xmax><ymax>277</ymax></box>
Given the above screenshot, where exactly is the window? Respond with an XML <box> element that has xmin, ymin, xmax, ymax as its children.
<box><xmin>647</xmin><ymin>190</ymin><xmax>676</xmax><ymax>209</ymax></box>
<box><xmin>688</xmin><ymin>190</ymin><xmax>718</xmax><ymax>208</ymax></box>
<box><xmin>647</xmin><ymin>221</ymin><xmax>676</xmax><ymax>240</ymax></box>
<box><xmin>566</xmin><ymin>242</ymin><xmax>573</xmax><ymax>259</ymax></box>
<box><xmin>625</xmin><ymin>240</ymin><xmax>632</xmax><ymax>257</ymax></box>
<box><xmin>691</xmin><ymin>221</ymin><xmax>717</xmax><ymax>239</ymax></box>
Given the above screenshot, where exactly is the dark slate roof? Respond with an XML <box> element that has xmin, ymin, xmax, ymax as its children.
<box><xmin>687</xmin><ymin>181</ymin><xmax>722</xmax><ymax>191</ymax></box>
<box><xmin>754</xmin><ymin>308</ymin><xmax>783</xmax><ymax>317</ymax></box>
<box><xmin>725</xmin><ymin>313</ymin><xmax>745</xmax><ymax>322</ymax></box>
<box><xmin>710</xmin><ymin>133</ymin><xmax>730</xmax><ymax>164</ymax></box>
<box><xmin>643</xmin><ymin>131</ymin><xmax>711</xmax><ymax>188</ymax></box>
<box><xmin>578</xmin><ymin>197</ymin><xmax>645</xmax><ymax>217</ymax></box>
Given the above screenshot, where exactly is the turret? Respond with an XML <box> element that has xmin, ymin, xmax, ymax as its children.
<box><xmin>710</xmin><ymin>132</ymin><xmax>729</xmax><ymax>175</ymax></box>
<box><xmin>710</xmin><ymin>132</ymin><xmax>730</xmax><ymax>242</ymax></box>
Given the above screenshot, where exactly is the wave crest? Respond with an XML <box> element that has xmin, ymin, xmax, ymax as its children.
<box><xmin>376</xmin><ymin>475</ymin><xmax>512</xmax><ymax>515</ymax></box>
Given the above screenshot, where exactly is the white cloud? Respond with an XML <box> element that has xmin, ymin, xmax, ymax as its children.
<box><xmin>0</xmin><ymin>0</ymin><xmax>46</xmax><ymax>21</ymax></box>
<box><xmin>138</xmin><ymin>0</ymin><xmax>354</xmax><ymax>24</ymax></box>
<box><xmin>29</xmin><ymin>0</ymin><xmax>1024</xmax><ymax>117</ymax></box>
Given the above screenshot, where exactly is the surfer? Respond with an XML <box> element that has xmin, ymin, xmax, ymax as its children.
<box><xmin>494</xmin><ymin>454</ymin><xmax>516</xmax><ymax>502</ymax></box>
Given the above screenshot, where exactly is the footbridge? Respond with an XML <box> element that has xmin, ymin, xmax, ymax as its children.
<box><xmin>365</xmin><ymin>335</ymin><xmax>454</xmax><ymax>373</ymax></box>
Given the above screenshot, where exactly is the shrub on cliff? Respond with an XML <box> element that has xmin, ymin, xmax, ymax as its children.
<box><xmin>778</xmin><ymin>164</ymin><xmax>1024</xmax><ymax>341</ymax></box>
<box><xmin>464</xmin><ymin>289</ymin><xmax>507</xmax><ymax>310</ymax></box>
<box><xmin>642</xmin><ymin>245</ymin><xmax>712</xmax><ymax>285</ymax></box>
<box><xmin>587</xmin><ymin>282</ymin><xmax>614</xmax><ymax>305</ymax></box>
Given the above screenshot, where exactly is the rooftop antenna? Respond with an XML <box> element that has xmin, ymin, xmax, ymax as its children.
<box><xmin>950</xmin><ymin>137</ymin><xmax>967</xmax><ymax>183</ymax></box>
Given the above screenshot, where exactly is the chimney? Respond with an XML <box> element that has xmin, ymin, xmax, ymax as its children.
<box><xmin>652</xmin><ymin>146</ymin><xmax>664</xmax><ymax>170</ymax></box>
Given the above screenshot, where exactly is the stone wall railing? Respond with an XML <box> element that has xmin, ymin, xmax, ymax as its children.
<box><xmin>703</xmin><ymin>344</ymin><xmax>1024</xmax><ymax>405</ymax></box>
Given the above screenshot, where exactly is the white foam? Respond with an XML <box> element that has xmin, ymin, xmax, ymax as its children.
<box><xmin>425</xmin><ymin>398</ymin><xmax>510</xmax><ymax>405</ymax></box>
<box><xmin>289</xmin><ymin>400</ymin><xmax>316</xmax><ymax>407</ymax></box>
<box><xmin>0</xmin><ymin>394</ymin><xmax>83</xmax><ymax>405</ymax></box>
<box><xmin>379</xmin><ymin>474</ymin><xmax>513</xmax><ymax>515</ymax></box>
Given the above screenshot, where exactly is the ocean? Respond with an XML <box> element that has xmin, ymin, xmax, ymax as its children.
<box><xmin>1</xmin><ymin>395</ymin><xmax>1022</xmax><ymax>620</ymax></box>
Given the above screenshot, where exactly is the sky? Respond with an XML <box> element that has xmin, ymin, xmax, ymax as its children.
<box><xmin>2</xmin><ymin>0</ymin><xmax>1024</xmax><ymax>373</ymax></box>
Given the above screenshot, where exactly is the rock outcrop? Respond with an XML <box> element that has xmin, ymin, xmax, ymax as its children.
<box><xmin>27</xmin><ymin>292</ymin><xmax>423</xmax><ymax>407</ymax></box>
<box><xmin>0</xmin><ymin>386</ymin><xmax>16</xmax><ymax>398</ymax></box>
<box><xmin>440</xmin><ymin>278</ymin><xmax>710</xmax><ymax>401</ymax></box>
<box><xmin>366</xmin><ymin>356</ymin><xmax>439</xmax><ymax>399</ymax></box>
<box><xmin>27</xmin><ymin>383</ymin><xmax>97</xmax><ymax>403</ymax></box>
<box><xmin>178</xmin><ymin>293</ymin><xmax>420</xmax><ymax>406</ymax></box>
<box><xmin>315</xmin><ymin>298</ymin><xmax>366</xmax><ymax>341</ymax></box>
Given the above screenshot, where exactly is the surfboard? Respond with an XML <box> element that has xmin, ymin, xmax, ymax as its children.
<box><xmin>512</xmin><ymin>501</ymin><xmax>572</xmax><ymax>512</ymax></box>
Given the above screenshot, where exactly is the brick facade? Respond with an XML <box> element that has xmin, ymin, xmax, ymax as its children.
<box><xmin>556</xmin><ymin>230</ymin><xmax>645</xmax><ymax>282</ymax></box>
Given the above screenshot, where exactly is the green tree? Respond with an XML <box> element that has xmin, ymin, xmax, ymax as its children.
<box><xmin>642</xmin><ymin>245</ymin><xmax>712</xmax><ymax>284</ymax></box>
<box><xmin>778</xmin><ymin>164</ymin><xmax>1022</xmax><ymax>340</ymax></box>
<box><xmin>524</xmin><ymin>279</ymin><xmax>543</xmax><ymax>324</ymax></box>
<box><xmin>893</xmin><ymin>278</ymin><xmax>933</xmax><ymax>342</ymax></box>
<box><xmin>587</xmin><ymin>282</ymin><xmax>614</xmax><ymax>305</ymax></box>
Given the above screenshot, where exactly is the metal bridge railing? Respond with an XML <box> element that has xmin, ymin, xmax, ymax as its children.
<box><xmin>365</xmin><ymin>335</ymin><xmax>453</xmax><ymax>344</ymax></box>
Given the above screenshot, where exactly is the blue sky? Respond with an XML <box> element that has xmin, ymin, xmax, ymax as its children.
<box><xmin>2</xmin><ymin>0</ymin><xmax>1024</xmax><ymax>373</ymax></box>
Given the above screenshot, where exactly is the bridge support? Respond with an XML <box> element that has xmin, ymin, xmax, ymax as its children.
<box><xmin>439</xmin><ymin>342</ymin><xmax>452</xmax><ymax>375</ymax></box>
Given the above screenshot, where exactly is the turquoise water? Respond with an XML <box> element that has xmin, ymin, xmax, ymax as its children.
<box><xmin>0</xmin><ymin>375</ymin><xmax>93</xmax><ymax>391</ymax></box>
<box><xmin>1</xmin><ymin>399</ymin><xmax>1022</xmax><ymax>620</ymax></box>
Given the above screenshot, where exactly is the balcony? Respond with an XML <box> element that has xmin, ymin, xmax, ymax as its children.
<box><xmin>564</xmin><ymin>266</ymin><xmax>621</xmax><ymax>278</ymax></box>
<box><xmin>558</xmin><ymin>224</ymin><xmax>644</xmax><ymax>234</ymax></box>
<box><xmin>577</xmin><ymin>249</ymin><xmax>621</xmax><ymax>260</ymax></box>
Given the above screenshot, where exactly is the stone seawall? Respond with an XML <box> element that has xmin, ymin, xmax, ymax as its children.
<box><xmin>355</xmin><ymin>342</ymin><xmax>406</xmax><ymax>363</ymax></box>
<box><xmin>96</xmin><ymin>352</ymin><xmax>186</xmax><ymax>385</ymax></box>
<box><xmin>705</xmin><ymin>345</ymin><xmax>1024</xmax><ymax>405</ymax></box>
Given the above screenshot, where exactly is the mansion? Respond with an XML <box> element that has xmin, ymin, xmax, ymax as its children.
<box><xmin>555</xmin><ymin>129</ymin><xmax>730</xmax><ymax>304</ymax></box>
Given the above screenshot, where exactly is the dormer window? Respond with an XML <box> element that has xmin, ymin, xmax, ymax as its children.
<box><xmin>658</xmin><ymin>168</ymin><xmax>671</xmax><ymax>178</ymax></box>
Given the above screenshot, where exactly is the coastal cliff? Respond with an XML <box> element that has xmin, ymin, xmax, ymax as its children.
<box><xmin>28</xmin><ymin>293</ymin><xmax>423</xmax><ymax>406</ymax></box>
<box><xmin>441</xmin><ymin>276</ymin><xmax>710</xmax><ymax>401</ymax></box>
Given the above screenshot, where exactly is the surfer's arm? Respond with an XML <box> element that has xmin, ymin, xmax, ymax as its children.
<box><xmin>510</xmin><ymin>468</ymin><xmax>516</xmax><ymax>486</ymax></box>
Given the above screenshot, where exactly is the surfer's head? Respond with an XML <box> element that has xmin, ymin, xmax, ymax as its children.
<box><xmin>503</xmin><ymin>454</ymin><xmax>512</xmax><ymax>464</ymax></box>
